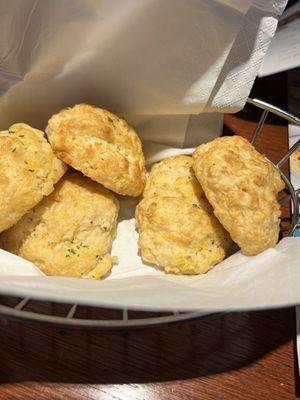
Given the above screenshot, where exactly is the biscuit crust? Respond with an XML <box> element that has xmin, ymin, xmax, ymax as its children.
<box><xmin>136</xmin><ymin>196</ymin><xmax>232</xmax><ymax>275</ymax></box>
<box><xmin>0</xmin><ymin>123</ymin><xmax>67</xmax><ymax>232</ymax></box>
<box><xmin>193</xmin><ymin>136</ymin><xmax>285</xmax><ymax>256</ymax></box>
<box><xmin>46</xmin><ymin>104</ymin><xmax>146</xmax><ymax>196</ymax></box>
<box><xmin>1</xmin><ymin>172</ymin><xmax>119</xmax><ymax>279</ymax></box>
<box><xmin>136</xmin><ymin>155</ymin><xmax>232</xmax><ymax>275</ymax></box>
<box><xmin>143</xmin><ymin>155</ymin><xmax>203</xmax><ymax>201</ymax></box>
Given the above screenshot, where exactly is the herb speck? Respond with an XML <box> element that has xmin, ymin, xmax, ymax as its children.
<box><xmin>107</xmin><ymin>116</ymin><xmax>116</xmax><ymax>128</ymax></box>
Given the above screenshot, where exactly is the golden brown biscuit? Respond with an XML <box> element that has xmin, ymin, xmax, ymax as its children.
<box><xmin>46</xmin><ymin>104</ymin><xmax>146</xmax><ymax>196</ymax></box>
<box><xmin>193</xmin><ymin>135</ymin><xmax>285</xmax><ymax>256</ymax></box>
<box><xmin>1</xmin><ymin>172</ymin><xmax>119</xmax><ymax>279</ymax></box>
<box><xmin>136</xmin><ymin>196</ymin><xmax>232</xmax><ymax>275</ymax></box>
<box><xmin>0</xmin><ymin>123</ymin><xmax>67</xmax><ymax>233</ymax></box>
<box><xmin>136</xmin><ymin>155</ymin><xmax>232</xmax><ymax>275</ymax></box>
<box><xmin>291</xmin><ymin>146</ymin><xmax>300</xmax><ymax>176</ymax></box>
<box><xmin>143</xmin><ymin>155</ymin><xmax>203</xmax><ymax>201</ymax></box>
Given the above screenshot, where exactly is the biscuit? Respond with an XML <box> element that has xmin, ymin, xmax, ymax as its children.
<box><xmin>136</xmin><ymin>155</ymin><xmax>232</xmax><ymax>275</ymax></box>
<box><xmin>1</xmin><ymin>172</ymin><xmax>119</xmax><ymax>279</ymax></box>
<box><xmin>46</xmin><ymin>104</ymin><xmax>146</xmax><ymax>196</ymax></box>
<box><xmin>143</xmin><ymin>155</ymin><xmax>203</xmax><ymax>201</ymax></box>
<box><xmin>291</xmin><ymin>146</ymin><xmax>300</xmax><ymax>176</ymax></box>
<box><xmin>0</xmin><ymin>123</ymin><xmax>67</xmax><ymax>232</ymax></box>
<box><xmin>193</xmin><ymin>135</ymin><xmax>285</xmax><ymax>256</ymax></box>
<box><xmin>136</xmin><ymin>196</ymin><xmax>232</xmax><ymax>275</ymax></box>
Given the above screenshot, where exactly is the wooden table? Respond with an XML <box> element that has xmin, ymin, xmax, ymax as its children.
<box><xmin>0</xmin><ymin>74</ymin><xmax>298</xmax><ymax>399</ymax></box>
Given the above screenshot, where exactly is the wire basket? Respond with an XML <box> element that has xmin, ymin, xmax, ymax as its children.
<box><xmin>0</xmin><ymin>97</ymin><xmax>299</xmax><ymax>330</ymax></box>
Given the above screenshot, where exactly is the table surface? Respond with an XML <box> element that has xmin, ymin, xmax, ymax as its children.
<box><xmin>0</xmin><ymin>74</ymin><xmax>299</xmax><ymax>400</ymax></box>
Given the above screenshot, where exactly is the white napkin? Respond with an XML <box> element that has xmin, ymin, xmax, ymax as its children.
<box><xmin>0</xmin><ymin>0</ymin><xmax>287</xmax><ymax>146</ymax></box>
<box><xmin>0</xmin><ymin>216</ymin><xmax>299</xmax><ymax>312</ymax></box>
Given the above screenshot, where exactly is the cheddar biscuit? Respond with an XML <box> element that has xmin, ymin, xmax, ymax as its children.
<box><xmin>46</xmin><ymin>104</ymin><xmax>146</xmax><ymax>196</ymax></box>
<box><xmin>1</xmin><ymin>172</ymin><xmax>119</xmax><ymax>279</ymax></box>
<box><xmin>0</xmin><ymin>123</ymin><xmax>67</xmax><ymax>232</ymax></box>
<box><xmin>136</xmin><ymin>155</ymin><xmax>231</xmax><ymax>275</ymax></box>
<box><xmin>143</xmin><ymin>155</ymin><xmax>203</xmax><ymax>201</ymax></box>
<box><xmin>193</xmin><ymin>135</ymin><xmax>285</xmax><ymax>256</ymax></box>
<box><xmin>136</xmin><ymin>196</ymin><xmax>232</xmax><ymax>275</ymax></box>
